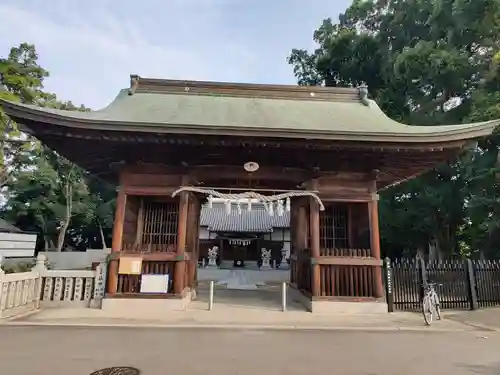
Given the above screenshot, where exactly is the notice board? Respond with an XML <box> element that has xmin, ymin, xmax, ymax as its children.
<box><xmin>118</xmin><ymin>256</ymin><xmax>142</xmax><ymax>275</ymax></box>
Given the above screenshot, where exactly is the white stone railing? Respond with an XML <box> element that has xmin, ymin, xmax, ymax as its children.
<box><xmin>0</xmin><ymin>271</ymin><xmax>41</xmax><ymax>318</ymax></box>
<box><xmin>39</xmin><ymin>269</ymin><xmax>97</xmax><ymax>307</ymax></box>
<box><xmin>0</xmin><ymin>254</ymin><xmax>107</xmax><ymax>319</ymax></box>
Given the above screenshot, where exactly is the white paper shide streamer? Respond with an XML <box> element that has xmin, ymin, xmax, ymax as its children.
<box><xmin>172</xmin><ymin>187</ymin><xmax>324</xmax><ymax>217</ymax></box>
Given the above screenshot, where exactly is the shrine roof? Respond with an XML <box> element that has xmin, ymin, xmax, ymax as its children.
<box><xmin>200</xmin><ymin>203</ymin><xmax>289</xmax><ymax>233</ymax></box>
<box><xmin>0</xmin><ymin>75</ymin><xmax>499</xmax><ymax>143</ymax></box>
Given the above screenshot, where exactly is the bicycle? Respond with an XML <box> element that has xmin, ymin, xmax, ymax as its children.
<box><xmin>422</xmin><ymin>282</ymin><xmax>441</xmax><ymax>325</ymax></box>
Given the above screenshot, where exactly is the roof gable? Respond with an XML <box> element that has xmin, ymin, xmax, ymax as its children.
<box><xmin>0</xmin><ymin>219</ymin><xmax>24</xmax><ymax>233</ymax></box>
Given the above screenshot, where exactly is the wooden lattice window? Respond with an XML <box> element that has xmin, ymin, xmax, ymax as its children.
<box><xmin>319</xmin><ymin>204</ymin><xmax>349</xmax><ymax>249</ymax></box>
<box><xmin>140</xmin><ymin>201</ymin><xmax>178</xmax><ymax>245</ymax></box>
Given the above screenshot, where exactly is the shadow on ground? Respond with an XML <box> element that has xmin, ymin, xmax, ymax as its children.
<box><xmin>193</xmin><ymin>283</ymin><xmax>307</xmax><ymax>311</ymax></box>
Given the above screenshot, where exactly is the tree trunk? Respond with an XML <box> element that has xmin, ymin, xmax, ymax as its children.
<box><xmin>98</xmin><ymin>221</ymin><xmax>106</xmax><ymax>249</ymax></box>
<box><xmin>56</xmin><ymin>180</ymin><xmax>73</xmax><ymax>252</ymax></box>
<box><xmin>56</xmin><ymin>220</ymin><xmax>70</xmax><ymax>252</ymax></box>
<box><xmin>44</xmin><ymin>236</ymin><xmax>51</xmax><ymax>251</ymax></box>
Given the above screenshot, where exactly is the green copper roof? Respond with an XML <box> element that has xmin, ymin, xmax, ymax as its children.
<box><xmin>0</xmin><ymin>76</ymin><xmax>499</xmax><ymax>143</ymax></box>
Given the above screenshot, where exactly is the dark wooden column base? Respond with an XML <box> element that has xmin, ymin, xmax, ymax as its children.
<box><xmin>174</xmin><ymin>191</ymin><xmax>189</xmax><ymax>295</ymax></box>
<box><xmin>369</xmin><ymin>200</ymin><xmax>384</xmax><ymax>298</ymax></box>
<box><xmin>310</xmin><ymin>197</ymin><xmax>321</xmax><ymax>297</ymax></box>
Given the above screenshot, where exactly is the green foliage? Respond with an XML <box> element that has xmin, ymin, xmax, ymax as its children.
<box><xmin>289</xmin><ymin>0</ymin><xmax>500</xmax><ymax>259</ymax></box>
<box><xmin>2</xmin><ymin>262</ymin><xmax>34</xmax><ymax>274</ymax></box>
<box><xmin>0</xmin><ymin>43</ymin><xmax>114</xmax><ymax>252</ymax></box>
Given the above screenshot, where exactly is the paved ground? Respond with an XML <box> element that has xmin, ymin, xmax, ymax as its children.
<box><xmin>4</xmin><ymin>285</ymin><xmax>492</xmax><ymax>331</ymax></box>
<box><xmin>4</xmin><ymin>305</ymin><xmax>482</xmax><ymax>332</ymax></box>
<box><xmin>0</xmin><ymin>326</ymin><xmax>498</xmax><ymax>375</ymax></box>
<box><xmin>447</xmin><ymin>308</ymin><xmax>500</xmax><ymax>331</ymax></box>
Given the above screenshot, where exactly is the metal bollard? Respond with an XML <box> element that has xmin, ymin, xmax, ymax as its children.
<box><xmin>281</xmin><ymin>281</ymin><xmax>287</xmax><ymax>312</ymax></box>
<box><xmin>208</xmin><ymin>281</ymin><xmax>214</xmax><ymax>311</ymax></box>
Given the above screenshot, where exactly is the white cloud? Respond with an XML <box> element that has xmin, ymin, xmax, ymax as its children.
<box><xmin>0</xmin><ymin>0</ymin><xmax>256</xmax><ymax>108</ymax></box>
<box><xmin>0</xmin><ymin>0</ymin><xmax>352</xmax><ymax>108</ymax></box>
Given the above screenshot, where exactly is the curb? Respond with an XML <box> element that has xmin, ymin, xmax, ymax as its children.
<box><xmin>0</xmin><ymin>320</ymin><xmax>485</xmax><ymax>333</ymax></box>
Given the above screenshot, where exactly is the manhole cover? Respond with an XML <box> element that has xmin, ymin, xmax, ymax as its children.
<box><xmin>90</xmin><ymin>367</ymin><xmax>140</xmax><ymax>375</ymax></box>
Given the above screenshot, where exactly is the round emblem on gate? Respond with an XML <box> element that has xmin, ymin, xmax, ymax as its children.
<box><xmin>244</xmin><ymin>161</ymin><xmax>259</xmax><ymax>172</ymax></box>
<box><xmin>90</xmin><ymin>367</ymin><xmax>141</xmax><ymax>375</ymax></box>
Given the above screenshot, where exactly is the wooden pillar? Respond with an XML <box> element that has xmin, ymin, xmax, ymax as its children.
<box><xmin>347</xmin><ymin>204</ymin><xmax>354</xmax><ymax>248</ymax></box>
<box><xmin>174</xmin><ymin>191</ymin><xmax>189</xmax><ymax>295</ymax></box>
<box><xmin>309</xmin><ymin>198</ymin><xmax>321</xmax><ymax>297</ymax></box>
<box><xmin>290</xmin><ymin>198</ymin><xmax>299</xmax><ymax>254</ymax></box>
<box><xmin>369</xmin><ymin>198</ymin><xmax>384</xmax><ymax>299</ymax></box>
<box><xmin>296</xmin><ymin>202</ymin><xmax>308</xmax><ymax>250</ymax></box>
<box><xmin>186</xmin><ymin>195</ymin><xmax>201</xmax><ymax>288</ymax></box>
<box><xmin>107</xmin><ymin>189</ymin><xmax>126</xmax><ymax>295</ymax></box>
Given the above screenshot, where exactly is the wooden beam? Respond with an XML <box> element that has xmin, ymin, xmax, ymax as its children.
<box><xmin>107</xmin><ymin>252</ymin><xmax>189</xmax><ymax>262</ymax></box>
<box><xmin>122</xmin><ymin>186</ymin><xmax>177</xmax><ymax>196</ymax></box>
<box><xmin>317</xmin><ymin>257</ymin><xmax>383</xmax><ymax>266</ymax></box>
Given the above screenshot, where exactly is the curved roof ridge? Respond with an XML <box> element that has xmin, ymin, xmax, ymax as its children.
<box><xmin>1</xmin><ymin>74</ymin><xmax>499</xmax><ymax>144</ymax></box>
<box><xmin>129</xmin><ymin>75</ymin><xmax>364</xmax><ymax>103</ymax></box>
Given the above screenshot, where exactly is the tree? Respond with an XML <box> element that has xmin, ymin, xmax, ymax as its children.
<box><xmin>289</xmin><ymin>0</ymin><xmax>500</xmax><ymax>259</ymax></box>
<box><xmin>0</xmin><ymin>43</ymin><xmax>50</xmax><ymax>188</ymax></box>
<box><xmin>0</xmin><ymin>43</ymin><xmax>114</xmax><ymax>252</ymax></box>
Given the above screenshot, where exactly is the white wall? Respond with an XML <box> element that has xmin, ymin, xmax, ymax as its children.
<box><xmin>270</xmin><ymin>228</ymin><xmax>291</xmax><ymax>257</ymax></box>
<box><xmin>199</xmin><ymin>227</ymin><xmax>209</xmax><ymax>239</ymax></box>
<box><xmin>0</xmin><ymin>232</ymin><xmax>37</xmax><ymax>258</ymax></box>
<box><xmin>199</xmin><ymin>227</ymin><xmax>217</xmax><ymax>239</ymax></box>
<box><xmin>38</xmin><ymin>249</ymin><xmax>111</xmax><ymax>269</ymax></box>
<box><xmin>270</xmin><ymin>228</ymin><xmax>290</xmax><ymax>241</ymax></box>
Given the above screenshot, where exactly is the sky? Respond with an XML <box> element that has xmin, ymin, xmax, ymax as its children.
<box><xmin>0</xmin><ymin>0</ymin><xmax>351</xmax><ymax>109</ymax></box>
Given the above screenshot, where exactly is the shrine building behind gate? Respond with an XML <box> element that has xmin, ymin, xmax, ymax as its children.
<box><xmin>1</xmin><ymin>76</ymin><xmax>499</xmax><ymax>313</ymax></box>
<box><xmin>198</xmin><ymin>201</ymin><xmax>291</xmax><ymax>269</ymax></box>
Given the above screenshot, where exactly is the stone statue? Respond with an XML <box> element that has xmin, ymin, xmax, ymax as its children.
<box><xmin>261</xmin><ymin>248</ymin><xmax>272</xmax><ymax>270</ymax></box>
<box><xmin>207</xmin><ymin>246</ymin><xmax>219</xmax><ymax>267</ymax></box>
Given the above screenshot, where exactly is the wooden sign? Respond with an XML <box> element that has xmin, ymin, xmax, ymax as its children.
<box><xmin>140</xmin><ymin>274</ymin><xmax>169</xmax><ymax>294</ymax></box>
<box><xmin>228</xmin><ymin>239</ymin><xmax>252</xmax><ymax>246</ymax></box>
<box><xmin>118</xmin><ymin>256</ymin><xmax>142</xmax><ymax>275</ymax></box>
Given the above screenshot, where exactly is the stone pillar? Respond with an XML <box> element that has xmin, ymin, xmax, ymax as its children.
<box><xmin>107</xmin><ymin>189</ymin><xmax>126</xmax><ymax>295</ymax></box>
<box><xmin>309</xmin><ymin>198</ymin><xmax>321</xmax><ymax>297</ymax></box>
<box><xmin>174</xmin><ymin>191</ymin><xmax>189</xmax><ymax>295</ymax></box>
<box><xmin>369</xmin><ymin>198</ymin><xmax>384</xmax><ymax>299</ymax></box>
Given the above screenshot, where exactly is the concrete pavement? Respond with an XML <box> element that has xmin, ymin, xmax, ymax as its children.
<box><xmin>447</xmin><ymin>307</ymin><xmax>500</xmax><ymax>331</ymax></box>
<box><xmin>2</xmin><ymin>304</ymin><xmax>488</xmax><ymax>332</ymax></box>
<box><xmin>0</xmin><ymin>326</ymin><xmax>498</xmax><ymax>375</ymax></box>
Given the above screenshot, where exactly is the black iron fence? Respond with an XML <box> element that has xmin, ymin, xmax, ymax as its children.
<box><xmin>384</xmin><ymin>257</ymin><xmax>500</xmax><ymax>312</ymax></box>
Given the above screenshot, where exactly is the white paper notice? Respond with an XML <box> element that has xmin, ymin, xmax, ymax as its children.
<box><xmin>131</xmin><ymin>260</ymin><xmax>141</xmax><ymax>274</ymax></box>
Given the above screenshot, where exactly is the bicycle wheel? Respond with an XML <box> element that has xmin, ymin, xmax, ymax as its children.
<box><xmin>433</xmin><ymin>293</ymin><xmax>441</xmax><ymax>320</ymax></box>
<box><xmin>422</xmin><ymin>295</ymin><xmax>433</xmax><ymax>325</ymax></box>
